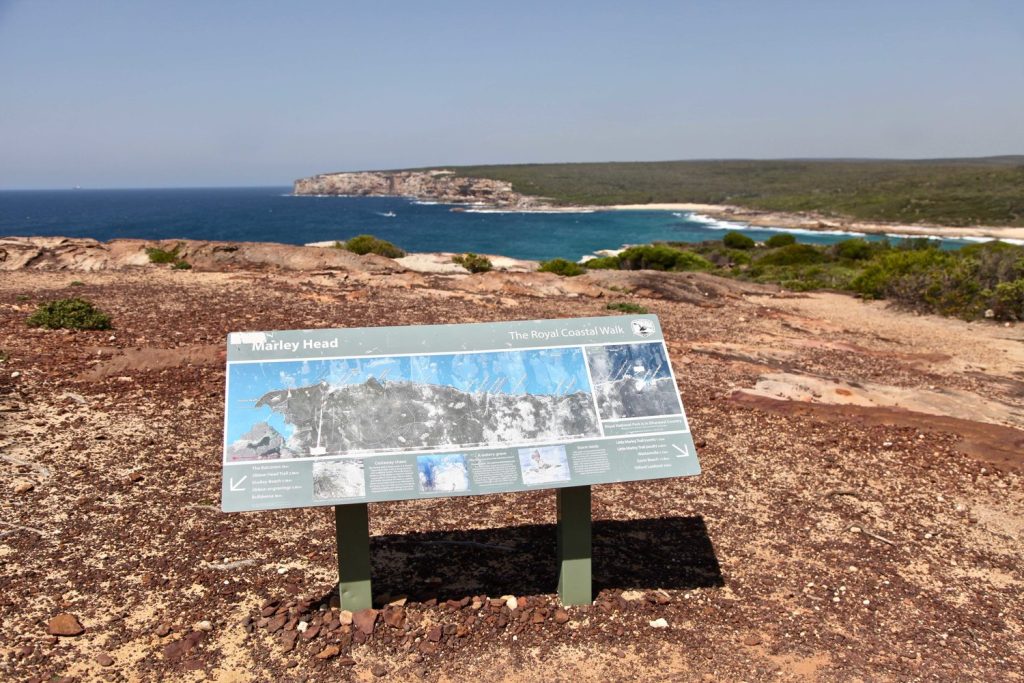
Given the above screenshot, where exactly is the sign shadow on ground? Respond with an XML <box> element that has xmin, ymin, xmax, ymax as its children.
<box><xmin>314</xmin><ymin>515</ymin><xmax>722</xmax><ymax>606</ymax></box>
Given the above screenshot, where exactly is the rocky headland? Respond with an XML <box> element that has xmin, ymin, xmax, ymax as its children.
<box><xmin>1</xmin><ymin>235</ymin><xmax>1022</xmax><ymax>681</ymax></box>
<box><xmin>293</xmin><ymin>170</ymin><xmax>552</xmax><ymax>210</ymax></box>
<box><xmin>292</xmin><ymin>170</ymin><xmax>1024</xmax><ymax>243</ymax></box>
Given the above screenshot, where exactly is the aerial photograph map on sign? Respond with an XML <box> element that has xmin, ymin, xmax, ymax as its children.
<box><xmin>221</xmin><ymin>315</ymin><xmax>699</xmax><ymax>512</ymax></box>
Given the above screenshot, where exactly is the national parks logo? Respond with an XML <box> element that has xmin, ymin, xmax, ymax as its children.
<box><xmin>630</xmin><ymin>319</ymin><xmax>654</xmax><ymax>337</ymax></box>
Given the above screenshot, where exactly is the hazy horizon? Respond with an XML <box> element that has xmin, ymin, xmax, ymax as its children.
<box><xmin>1</xmin><ymin>154</ymin><xmax>1023</xmax><ymax>192</ymax></box>
<box><xmin>2</xmin><ymin>1</ymin><xmax>1023</xmax><ymax>190</ymax></box>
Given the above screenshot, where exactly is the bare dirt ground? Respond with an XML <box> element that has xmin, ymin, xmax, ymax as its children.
<box><xmin>1</xmin><ymin>253</ymin><xmax>1022</xmax><ymax>682</ymax></box>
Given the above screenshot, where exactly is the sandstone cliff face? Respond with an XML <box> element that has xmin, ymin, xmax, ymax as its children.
<box><xmin>0</xmin><ymin>237</ymin><xmax>401</xmax><ymax>273</ymax></box>
<box><xmin>292</xmin><ymin>170</ymin><xmax>548</xmax><ymax>208</ymax></box>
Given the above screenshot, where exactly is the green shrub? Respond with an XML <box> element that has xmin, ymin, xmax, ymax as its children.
<box><xmin>832</xmin><ymin>238</ymin><xmax>876</xmax><ymax>261</ymax></box>
<box><xmin>146</xmin><ymin>244</ymin><xmax>181</xmax><ymax>264</ymax></box>
<box><xmin>452</xmin><ymin>253</ymin><xmax>493</xmax><ymax>273</ymax></box>
<box><xmin>988</xmin><ymin>279</ymin><xmax>1024</xmax><ymax>320</ymax></box>
<box><xmin>765</xmin><ymin>233</ymin><xmax>797</xmax><ymax>248</ymax></box>
<box><xmin>756</xmin><ymin>244</ymin><xmax>828</xmax><ymax>266</ymax></box>
<box><xmin>69</xmin><ymin>280</ymin><xmax>85</xmax><ymax>287</ymax></box>
<box><xmin>704</xmin><ymin>247</ymin><xmax>752</xmax><ymax>269</ymax></box>
<box><xmin>343</xmin><ymin>234</ymin><xmax>406</xmax><ymax>258</ymax></box>
<box><xmin>851</xmin><ymin>249</ymin><xmax>954</xmax><ymax>299</ymax></box>
<box><xmin>582</xmin><ymin>256</ymin><xmax>621</xmax><ymax>270</ymax></box>
<box><xmin>617</xmin><ymin>245</ymin><xmax>712</xmax><ymax>272</ymax></box>
<box><xmin>27</xmin><ymin>298</ymin><xmax>112</xmax><ymax>330</ymax></box>
<box><xmin>172</xmin><ymin>260</ymin><xmax>192</xmax><ymax>270</ymax></box>
<box><xmin>722</xmin><ymin>231</ymin><xmax>755</xmax><ymax>250</ymax></box>
<box><xmin>606</xmin><ymin>302</ymin><xmax>649</xmax><ymax>314</ymax></box>
<box><xmin>538</xmin><ymin>258</ymin><xmax>586</xmax><ymax>276</ymax></box>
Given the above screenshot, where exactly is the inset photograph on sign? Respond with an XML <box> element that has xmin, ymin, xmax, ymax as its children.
<box><xmin>518</xmin><ymin>445</ymin><xmax>571</xmax><ymax>485</ymax></box>
<box><xmin>417</xmin><ymin>453</ymin><xmax>470</xmax><ymax>493</ymax></box>
<box><xmin>312</xmin><ymin>459</ymin><xmax>366</xmax><ymax>500</ymax></box>
<box><xmin>585</xmin><ymin>342</ymin><xmax>682</xmax><ymax>420</ymax></box>
<box><xmin>225</xmin><ymin>347</ymin><xmax>600</xmax><ymax>461</ymax></box>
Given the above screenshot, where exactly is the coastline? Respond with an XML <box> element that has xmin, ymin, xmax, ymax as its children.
<box><xmin>291</xmin><ymin>169</ymin><xmax>1024</xmax><ymax>244</ymax></box>
<box><xmin>604</xmin><ymin>202</ymin><xmax>1024</xmax><ymax>244</ymax></box>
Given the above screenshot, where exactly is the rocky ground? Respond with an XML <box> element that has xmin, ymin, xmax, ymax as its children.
<box><xmin>1</xmin><ymin>240</ymin><xmax>1022</xmax><ymax>682</ymax></box>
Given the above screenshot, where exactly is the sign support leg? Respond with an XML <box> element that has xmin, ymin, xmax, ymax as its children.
<box><xmin>334</xmin><ymin>503</ymin><xmax>372</xmax><ymax>611</ymax></box>
<box><xmin>557</xmin><ymin>485</ymin><xmax>592</xmax><ymax>606</ymax></box>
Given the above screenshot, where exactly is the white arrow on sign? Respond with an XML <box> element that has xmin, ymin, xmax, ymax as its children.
<box><xmin>672</xmin><ymin>444</ymin><xmax>690</xmax><ymax>458</ymax></box>
<box><xmin>229</xmin><ymin>475</ymin><xmax>248</xmax><ymax>492</ymax></box>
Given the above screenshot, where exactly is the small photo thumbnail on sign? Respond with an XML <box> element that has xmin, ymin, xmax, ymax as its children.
<box><xmin>417</xmin><ymin>453</ymin><xmax>470</xmax><ymax>493</ymax></box>
<box><xmin>517</xmin><ymin>445</ymin><xmax>571</xmax><ymax>485</ymax></box>
<box><xmin>312</xmin><ymin>459</ymin><xmax>366</xmax><ymax>500</ymax></box>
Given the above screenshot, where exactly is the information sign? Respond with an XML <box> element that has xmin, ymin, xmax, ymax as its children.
<box><xmin>221</xmin><ymin>315</ymin><xmax>699</xmax><ymax>512</ymax></box>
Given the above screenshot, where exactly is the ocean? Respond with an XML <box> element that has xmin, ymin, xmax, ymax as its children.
<box><xmin>0</xmin><ymin>186</ymin><xmax>970</xmax><ymax>261</ymax></box>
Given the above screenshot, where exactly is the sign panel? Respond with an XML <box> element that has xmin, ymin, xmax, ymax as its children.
<box><xmin>221</xmin><ymin>315</ymin><xmax>699</xmax><ymax>512</ymax></box>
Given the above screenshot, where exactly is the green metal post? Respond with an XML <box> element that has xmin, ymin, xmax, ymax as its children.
<box><xmin>557</xmin><ymin>485</ymin><xmax>592</xmax><ymax>606</ymax></box>
<box><xmin>335</xmin><ymin>503</ymin><xmax>373</xmax><ymax>611</ymax></box>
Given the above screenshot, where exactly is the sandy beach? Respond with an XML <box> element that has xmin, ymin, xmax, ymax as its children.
<box><xmin>607</xmin><ymin>203</ymin><xmax>1024</xmax><ymax>243</ymax></box>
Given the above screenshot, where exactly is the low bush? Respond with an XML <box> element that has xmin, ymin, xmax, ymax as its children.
<box><xmin>582</xmin><ymin>256</ymin><xmax>621</xmax><ymax>269</ymax></box>
<box><xmin>756</xmin><ymin>243</ymin><xmax>828</xmax><ymax>266</ymax></box>
<box><xmin>343</xmin><ymin>234</ymin><xmax>406</xmax><ymax>258</ymax></box>
<box><xmin>765</xmin><ymin>233</ymin><xmax>796</xmax><ymax>248</ymax></box>
<box><xmin>988</xmin><ymin>279</ymin><xmax>1024</xmax><ymax>320</ymax></box>
<box><xmin>606</xmin><ymin>302</ymin><xmax>649</xmax><ymax>314</ymax></box>
<box><xmin>832</xmin><ymin>238</ymin><xmax>876</xmax><ymax>261</ymax></box>
<box><xmin>27</xmin><ymin>298</ymin><xmax>112</xmax><ymax>330</ymax></box>
<box><xmin>538</xmin><ymin>258</ymin><xmax>585</xmax><ymax>276</ymax></box>
<box><xmin>172</xmin><ymin>260</ymin><xmax>193</xmax><ymax>270</ymax></box>
<box><xmin>146</xmin><ymin>244</ymin><xmax>181</xmax><ymax>264</ymax></box>
<box><xmin>703</xmin><ymin>247</ymin><xmax>752</xmax><ymax>269</ymax></box>
<box><xmin>617</xmin><ymin>245</ymin><xmax>712</xmax><ymax>272</ymax></box>
<box><xmin>851</xmin><ymin>249</ymin><xmax>953</xmax><ymax>299</ymax></box>
<box><xmin>452</xmin><ymin>253</ymin><xmax>493</xmax><ymax>273</ymax></box>
<box><xmin>723</xmin><ymin>231</ymin><xmax>756</xmax><ymax>250</ymax></box>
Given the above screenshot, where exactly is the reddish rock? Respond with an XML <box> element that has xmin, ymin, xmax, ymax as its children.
<box><xmin>338</xmin><ymin>656</ymin><xmax>357</xmax><ymax>666</ymax></box>
<box><xmin>315</xmin><ymin>644</ymin><xmax>340</xmax><ymax>660</ymax></box>
<box><xmin>743</xmin><ymin>633</ymin><xmax>763</xmax><ymax>647</ymax></box>
<box><xmin>47</xmin><ymin>613</ymin><xmax>84</xmax><ymax>637</ymax></box>
<box><xmin>352</xmin><ymin>608</ymin><xmax>378</xmax><ymax>636</ymax></box>
<box><xmin>372</xmin><ymin>663</ymin><xmax>388</xmax><ymax>677</ymax></box>
<box><xmin>163</xmin><ymin>632</ymin><xmax>205</xmax><ymax>662</ymax></box>
<box><xmin>426</xmin><ymin>625</ymin><xmax>442</xmax><ymax>642</ymax></box>
<box><xmin>280</xmin><ymin>630</ymin><xmax>298</xmax><ymax>652</ymax></box>
<box><xmin>155</xmin><ymin>623</ymin><xmax>171</xmax><ymax>637</ymax></box>
<box><xmin>382</xmin><ymin>606</ymin><xmax>406</xmax><ymax>629</ymax></box>
<box><xmin>300</xmin><ymin>624</ymin><xmax>320</xmax><ymax>641</ymax></box>
<box><xmin>95</xmin><ymin>653</ymin><xmax>114</xmax><ymax>667</ymax></box>
<box><xmin>267</xmin><ymin>614</ymin><xmax>287</xmax><ymax>634</ymax></box>
<box><xmin>554</xmin><ymin>608</ymin><xmax>570</xmax><ymax>624</ymax></box>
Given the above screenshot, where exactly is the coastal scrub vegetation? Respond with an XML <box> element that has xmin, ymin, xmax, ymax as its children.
<box><xmin>444</xmin><ymin>157</ymin><xmax>1024</xmax><ymax>227</ymax></box>
<box><xmin>146</xmin><ymin>244</ymin><xmax>191</xmax><ymax>270</ymax></box>
<box><xmin>339</xmin><ymin>234</ymin><xmax>406</xmax><ymax>258</ymax></box>
<box><xmin>27</xmin><ymin>298</ymin><xmax>112</xmax><ymax>330</ymax></box>
<box><xmin>574</xmin><ymin>237</ymin><xmax>1024</xmax><ymax>321</ymax></box>
<box><xmin>537</xmin><ymin>258</ymin><xmax>585</xmax><ymax>276</ymax></box>
<box><xmin>606</xmin><ymin>302</ymin><xmax>649</xmax><ymax>314</ymax></box>
<box><xmin>452</xmin><ymin>253</ymin><xmax>493</xmax><ymax>273</ymax></box>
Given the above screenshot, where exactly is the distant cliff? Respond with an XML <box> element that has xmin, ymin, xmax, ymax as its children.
<box><xmin>292</xmin><ymin>169</ymin><xmax>550</xmax><ymax>208</ymax></box>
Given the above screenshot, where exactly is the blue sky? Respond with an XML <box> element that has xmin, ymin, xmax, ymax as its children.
<box><xmin>226</xmin><ymin>348</ymin><xmax>591</xmax><ymax>442</ymax></box>
<box><xmin>1</xmin><ymin>1</ymin><xmax>1022</xmax><ymax>189</ymax></box>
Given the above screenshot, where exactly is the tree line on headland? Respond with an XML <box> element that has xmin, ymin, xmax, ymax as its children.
<box><xmin>430</xmin><ymin>157</ymin><xmax>1024</xmax><ymax>227</ymax></box>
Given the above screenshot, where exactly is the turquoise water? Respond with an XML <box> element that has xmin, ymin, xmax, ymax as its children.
<box><xmin>0</xmin><ymin>187</ymin><xmax>972</xmax><ymax>260</ymax></box>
